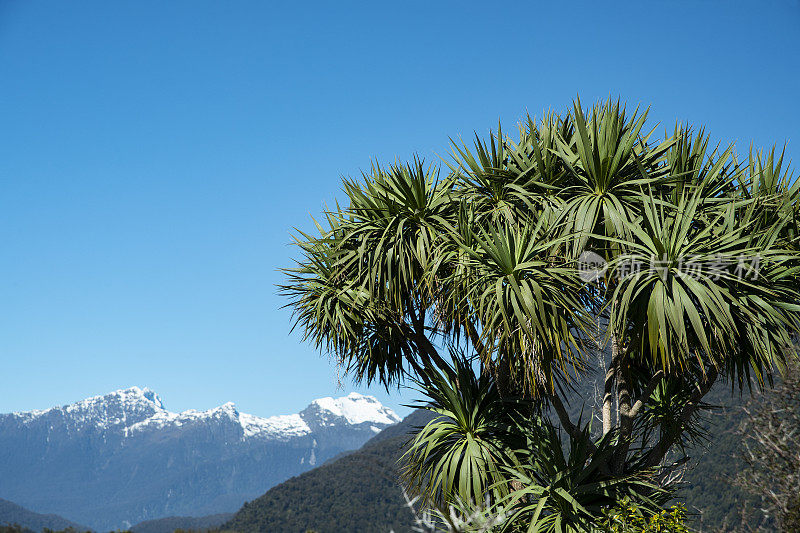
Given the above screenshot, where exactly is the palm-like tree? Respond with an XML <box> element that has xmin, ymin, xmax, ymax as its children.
<box><xmin>281</xmin><ymin>97</ymin><xmax>800</xmax><ymax>530</ymax></box>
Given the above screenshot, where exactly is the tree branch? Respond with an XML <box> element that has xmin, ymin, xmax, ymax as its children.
<box><xmin>644</xmin><ymin>366</ymin><xmax>719</xmax><ymax>468</ymax></box>
<box><xmin>404</xmin><ymin>353</ymin><xmax>428</xmax><ymax>383</ymax></box>
<box><xmin>550</xmin><ymin>393</ymin><xmax>597</xmax><ymax>454</ymax></box>
<box><xmin>408</xmin><ymin>307</ymin><xmax>454</xmax><ymax>380</ymax></box>
<box><xmin>615</xmin><ymin>366</ymin><xmax>664</xmax><ymax>474</ymax></box>
<box><xmin>465</xmin><ymin>319</ymin><xmax>489</xmax><ymax>365</ymax></box>
<box><xmin>628</xmin><ymin>370</ymin><xmax>665</xmax><ymax>419</ymax></box>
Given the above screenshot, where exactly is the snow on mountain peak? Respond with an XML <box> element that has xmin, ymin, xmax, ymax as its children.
<box><xmin>73</xmin><ymin>386</ymin><xmax>164</xmax><ymax>408</ymax></box>
<box><xmin>137</xmin><ymin>387</ymin><xmax>165</xmax><ymax>409</ymax></box>
<box><xmin>235</xmin><ymin>393</ymin><xmax>399</xmax><ymax>439</ymax></box>
<box><xmin>240</xmin><ymin>412</ymin><xmax>310</xmax><ymax>439</ymax></box>
<box><xmin>6</xmin><ymin>388</ymin><xmax>399</xmax><ymax>440</ymax></box>
<box><xmin>7</xmin><ymin>386</ymin><xmax>169</xmax><ymax>432</ymax></box>
<box><xmin>216</xmin><ymin>401</ymin><xmax>238</xmax><ymax>414</ymax></box>
<box><xmin>309</xmin><ymin>392</ymin><xmax>401</xmax><ymax>425</ymax></box>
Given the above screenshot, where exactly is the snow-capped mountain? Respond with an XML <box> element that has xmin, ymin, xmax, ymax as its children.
<box><xmin>0</xmin><ymin>388</ymin><xmax>399</xmax><ymax>530</ymax></box>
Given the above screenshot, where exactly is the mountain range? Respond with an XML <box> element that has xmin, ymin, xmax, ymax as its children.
<box><xmin>0</xmin><ymin>380</ymin><xmax>764</xmax><ymax>532</ymax></box>
<box><xmin>0</xmin><ymin>388</ymin><xmax>399</xmax><ymax>530</ymax></box>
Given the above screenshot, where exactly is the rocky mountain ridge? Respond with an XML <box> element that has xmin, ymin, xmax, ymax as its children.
<box><xmin>0</xmin><ymin>388</ymin><xmax>399</xmax><ymax>530</ymax></box>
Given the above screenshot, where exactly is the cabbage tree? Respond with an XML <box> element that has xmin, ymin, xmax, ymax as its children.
<box><xmin>281</xmin><ymin>98</ymin><xmax>800</xmax><ymax>526</ymax></box>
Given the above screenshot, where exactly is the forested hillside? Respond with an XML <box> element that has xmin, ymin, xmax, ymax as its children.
<box><xmin>130</xmin><ymin>513</ymin><xmax>233</xmax><ymax>533</ymax></box>
<box><xmin>680</xmin><ymin>388</ymin><xmax>765</xmax><ymax>530</ymax></box>
<box><xmin>0</xmin><ymin>499</ymin><xmax>89</xmax><ymax>533</ymax></box>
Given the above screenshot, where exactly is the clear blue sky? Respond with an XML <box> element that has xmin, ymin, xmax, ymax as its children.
<box><xmin>1</xmin><ymin>1</ymin><xmax>798</xmax><ymax>418</ymax></box>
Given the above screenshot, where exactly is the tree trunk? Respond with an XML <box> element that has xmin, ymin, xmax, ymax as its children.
<box><xmin>615</xmin><ymin>357</ymin><xmax>632</xmax><ymax>475</ymax></box>
<box><xmin>602</xmin><ymin>333</ymin><xmax>620</xmax><ymax>436</ymax></box>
